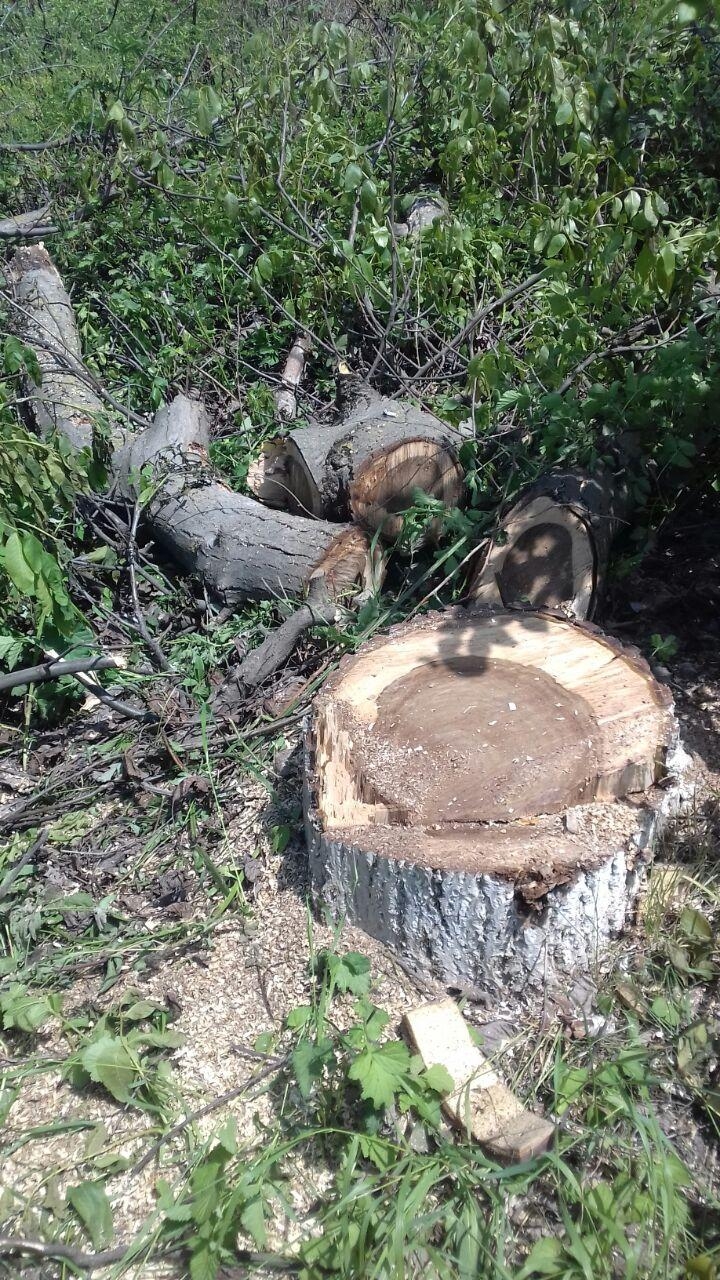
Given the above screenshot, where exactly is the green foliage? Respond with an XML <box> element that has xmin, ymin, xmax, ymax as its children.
<box><xmin>63</xmin><ymin>993</ymin><xmax>183</xmax><ymax>1113</ymax></box>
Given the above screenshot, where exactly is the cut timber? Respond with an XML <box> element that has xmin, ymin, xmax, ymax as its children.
<box><xmin>9</xmin><ymin>245</ymin><xmax>371</xmax><ymax>605</ymax></box>
<box><xmin>304</xmin><ymin>608</ymin><xmax>684</xmax><ymax>991</ymax></box>
<box><xmin>403</xmin><ymin>999</ymin><xmax>554</xmax><ymax>1161</ymax></box>
<box><xmin>277</xmin><ymin>378</ymin><xmax>466</xmax><ymax>542</ymax></box>
<box><xmin>467</xmin><ymin>469</ymin><xmax>630</xmax><ymax>619</ymax></box>
<box><xmin>115</xmin><ymin>397</ymin><xmax>371</xmax><ymax>604</ymax></box>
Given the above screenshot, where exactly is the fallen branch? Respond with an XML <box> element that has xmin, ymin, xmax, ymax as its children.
<box><xmin>0</xmin><ymin>653</ymin><xmax>125</xmax><ymax>693</ymax></box>
<box><xmin>9</xmin><ymin>246</ymin><xmax>374</xmax><ymax>613</ymax></box>
<box><xmin>0</xmin><ymin>136</ymin><xmax>71</xmax><ymax>153</ymax></box>
<box><xmin>127</xmin><ymin>501</ymin><xmax>172</xmax><ymax>671</ymax></box>
<box><xmin>0</xmin><ymin>828</ymin><xmax>48</xmax><ymax>900</ymax></box>
<box><xmin>235</xmin><ymin>576</ymin><xmax>339</xmax><ymax>689</ymax></box>
<box><xmin>274</xmin><ymin>334</ymin><xmax>311</xmax><ymax>422</ymax></box>
<box><xmin>0</xmin><ymin>206</ymin><xmax>59</xmax><ymax>240</ymax></box>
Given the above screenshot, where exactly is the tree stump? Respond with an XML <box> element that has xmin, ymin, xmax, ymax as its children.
<box><xmin>304</xmin><ymin>608</ymin><xmax>685</xmax><ymax>991</ymax></box>
<box><xmin>467</xmin><ymin>469</ymin><xmax>631</xmax><ymax>619</ymax></box>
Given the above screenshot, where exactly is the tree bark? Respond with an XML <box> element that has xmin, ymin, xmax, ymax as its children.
<box><xmin>9</xmin><ymin>246</ymin><xmax>372</xmax><ymax>604</ymax></box>
<box><xmin>467</xmin><ymin>467</ymin><xmax>631</xmax><ymax>619</ymax></box>
<box><xmin>278</xmin><ymin>382</ymin><xmax>467</xmax><ymax>543</ymax></box>
<box><xmin>304</xmin><ymin>607</ymin><xmax>688</xmax><ymax>992</ymax></box>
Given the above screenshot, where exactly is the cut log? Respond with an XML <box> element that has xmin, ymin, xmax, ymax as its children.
<box><xmin>467</xmin><ymin>468</ymin><xmax>631</xmax><ymax>619</ymax></box>
<box><xmin>403</xmin><ymin>999</ymin><xmax>554</xmax><ymax>1161</ymax></box>
<box><xmin>304</xmin><ymin>607</ymin><xmax>686</xmax><ymax>992</ymax></box>
<box><xmin>274</xmin><ymin>377</ymin><xmax>467</xmax><ymax>543</ymax></box>
<box><xmin>9</xmin><ymin>245</ymin><xmax>372</xmax><ymax>605</ymax></box>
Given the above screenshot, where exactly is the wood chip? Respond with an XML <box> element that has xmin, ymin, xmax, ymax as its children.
<box><xmin>402</xmin><ymin>998</ymin><xmax>555</xmax><ymax>1162</ymax></box>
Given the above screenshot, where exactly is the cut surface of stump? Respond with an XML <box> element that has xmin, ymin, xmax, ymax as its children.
<box><xmin>305</xmin><ymin>608</ymin><xmax>682</xmax><ymax>991</ymax></box>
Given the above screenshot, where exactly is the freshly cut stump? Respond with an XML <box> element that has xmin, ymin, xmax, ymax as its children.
<box><xmin>467</xmin><ymin>469</ymin><xmax>630</xmax><ymax>619</ymax></box>
<box><xmin>305</xmin><ymin>608</ymin><xmax>683</xmax><ymax>991</ymax></box>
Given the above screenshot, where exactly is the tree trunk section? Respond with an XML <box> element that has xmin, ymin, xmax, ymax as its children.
<box><xmin>467</xmin><ymin>468</ymin><xmax>631</xmax><ymax>619</ymax></box>
<box><xmin>275</xmin><ymin>383</ymin><xmax>467</xmax><ymax>543</ymax></box>
<box><xmin>9</xmin><ymin>246</ymin><xmax>371</xmax><ymax>604</ymax></box>
<box><xmin>304</xmin><ymin>607</ymin><xmax>687</xmax><ymax>992</ymax></box>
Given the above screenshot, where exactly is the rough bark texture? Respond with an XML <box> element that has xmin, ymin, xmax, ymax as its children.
<box><xmin>304</xmin><ymin>607</ymin><xmax>688</xmax><ymax>992</ymax></box>
<box><xmin>467</xmin><ymin>468</ymin><xmax>631</xmax><ymax>619</ymax></box>
<box><xmin>9</xmin><ymin>244</ymin><xmax>121</xmax><ymax>451</ymax></box>
<box><xmin>9</xmin><ymin>246</ymin><xmax>371</xmax><ymax>604</ymax></box>
<box><xmin>274</xmin><ymin>380</ymin><xmax>467</xmax><ymax>542</ymax></box>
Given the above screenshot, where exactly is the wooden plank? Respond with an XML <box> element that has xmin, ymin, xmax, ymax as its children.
<box><xmin>402</xmin><ymin>999</ymin><xmax>555</xmax><ymax>1163</ymax></box>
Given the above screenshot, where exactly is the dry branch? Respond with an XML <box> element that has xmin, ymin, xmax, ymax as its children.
<box><xmin>0</xmin><ymin>206</ymin><xmax>59</xmax><ymax>240</ymax></box>
<box><xmin>274</xmin><ymin>334</ymin><xmax>311</xmax><ymax>422</ymax></box>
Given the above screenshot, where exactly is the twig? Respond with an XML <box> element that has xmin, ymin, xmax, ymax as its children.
<box><xmin>0</xmin><ymin>828</ymin><xmax>47</xmax><ymax>900</ymax></box>
<box><xmin>127</xmin><ymin>502</ymin><xmax>172</xmax><ymax>671</ymax></box>
<box><xmin>0</xmin><ymin>1237</ymin><xmax>143</xmax><ymax>1271</ymax></box>
<box><xmin>411</xmin><ymin>270</ymin><xmax>547</xmax><ymax>381</ymax></box>
<box><xmin>130</xmin><ymin>1056</ymin><xmax>285</xmax><ymax>1176</ymax></box>
<box><xmin>0</xmin><ymin>136</ymin><xmax>70</xmax><ymax>152</ymax></box>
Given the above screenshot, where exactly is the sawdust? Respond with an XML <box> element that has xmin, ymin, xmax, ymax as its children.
<box><xmin>0</xmin><ymin>830</ymin><xmax>426</xmax><ymax>1277</ymax></box>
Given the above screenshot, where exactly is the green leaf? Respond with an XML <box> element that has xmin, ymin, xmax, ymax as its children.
<box><xmin>79</xmin><ymin>1033</ymin><xmax>139</xmax><ymax>1104</ymax></box>
<box><xmin>343</xmin><ymin>162</ymin><xmax>364</xmax><ymax>192</ymax></box>
<box><xmin>0</xmin><ymin>983</ymin><xmax>55</xmax><ymax>1033</ymax></box>
<box><xmin>198</xmin><ymin>85</ymin><xmax>222</xmax><ymax>134</ymax></box>
<box><xmin>348</xmin><ymin>1040</ymin><xmax>412</xmax><ymax>1109</ymax></box>
<box><xmin>423</xmin><ymin>1063</ymin><xmax>455</xmax><ymax>1094</ymax></box>
<box><xmin>240</xmin><ymin>1194</ymin><xmax>267</xmax><ymax>1248</ymax></box>
<box><xmin>491</xmin><ymin>83</ymin><xmax>510</xmax><ymax>121</ymax></box>
<box><xmin>518</xmin><ymin>1236</ymin><xmax>565</xmax><ymax>1277</ymax></box>
<box><xmin>319</xmin><ymin>949</ymin><xmax>372</xmax><ymax>995</ymax></box>
<box><xmin>190</xmin><ymin>1147</ymin><xmax>229</xmax><ymax>1224</ymax></box>
<box><xmin>189</xmin><ymin>1239</ymin><xmax>218</xmax><ymax>1280</ymax></box>
<box><xmin>291</xmin><ymin>1037</ymin><xmax>334</xmax><ymax>1098</ymax></box>
<box><xmin>624</xmin><ymin>190</ymin><xmax>641</xmax><ymax>220</ymax></box>
<box><xmin>67</xmin><ymin>1180</ymin><xmax>113</xmax><ymax>1249</ymax></box>
<box><xmin>285</xmin><ymin>1004</ymin><xmax>313</xmax><ymax>1030</ymax></box>
<box><xmin>223</xmin><ymin>192</ymin><xmax>240</xmax><ymax>220</ymax></box>
<box><xmin>679</xmin><ymin>906</ymin><xmax>713</xmax><ymax>942</ymax></box>
<box><xmin>555</xmin><ymin>99</ymin><xmax>573</xmax><ymax>126</ymax></box>
<box><xmin>3</xmin><ymin>531</ymin><xmax>35</xmax><ymax>594</ymax></box>
<box><xmin>359</xmin><ymin>178</ymin><xmax>378</xmax><ymax>214</ymax></box>
<box><xmin>545</xmin><ymin>233</ymin><xmax>566</xmax><ymax>258</ymax></box>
